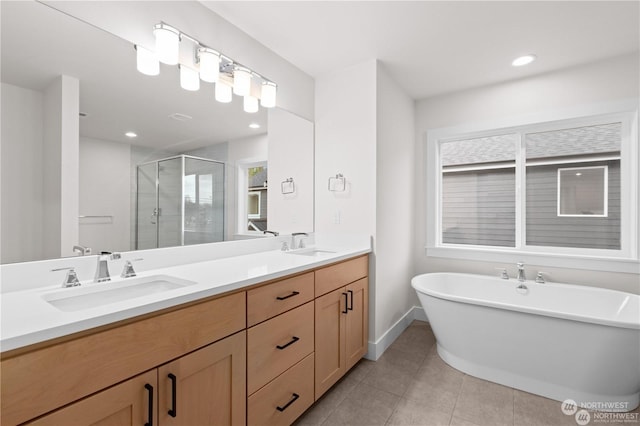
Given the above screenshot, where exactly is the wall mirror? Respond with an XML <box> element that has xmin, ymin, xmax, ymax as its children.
<box><xmin>0</xmin><ymin>1</ymin><xmax>314</xmax><ymax>264</ymax></box>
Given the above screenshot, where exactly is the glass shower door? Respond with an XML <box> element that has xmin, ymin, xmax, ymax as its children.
<box><xmin>157</xmin><ymin>157</ymin><xmax>183</xmax><ymax>248</ymax></box>
<box><xmin>136</xmin><ymin>162</ymin><xmax>158</xmax><ymax>250</ymax></box>
<box><xmin>183</xmin><ymin>157</ymin><xmax>225</xmax><ymax>245</ymax></box>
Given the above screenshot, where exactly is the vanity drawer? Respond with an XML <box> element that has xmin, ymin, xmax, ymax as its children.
<box><xmin>315</xmin><ymin>255</ymin><xmax>368</xmax><ymax>296</ymax></box>
<box><xmin>247</xmin><ymin>272</ymin><xmax>314</xmax><ymax>326</ymax></box>
<box><xmin>247</xmin><ymin>302</ymin><xmax>314</xmax><ymax>395</ymax></box>
<box><xmin>248</xmin><ymin>353</ymin><xmax>314</xmax><ymax>426</ymax></box>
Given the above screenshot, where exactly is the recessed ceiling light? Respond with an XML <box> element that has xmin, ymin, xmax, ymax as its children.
<box><xmin>249</xmin><ymin>123</ymin><xmax>260</xmax><ymax>129</ymax></box>
<box><xmin>125</xmin><ymin>132</ymin><xmax>138</xmax><ymax>138</ymax></box>
<box><xmin>576</xmin><ymin>172</ymin><xmax>582</xmax><ymax>176</ymax></box>
<box><xmin>512</xmin><ymin>54</ymin><xmax>537</xmax><ymax>67</ymax></box>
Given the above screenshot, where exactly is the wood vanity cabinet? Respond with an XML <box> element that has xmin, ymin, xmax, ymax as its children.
<box><xmin>27</xmin><ymin>332</ymin><xmax>246</xmax><ymax>426</ymax></box>
<box><xmin>314</xmin><ymin>257</ymin><xmax>369</xmax><ymax>399</ymax></box>
<box><xmin>1</xmin><ymin>291</ymin><xmax>246</xmax><ymax>426</ymax></box>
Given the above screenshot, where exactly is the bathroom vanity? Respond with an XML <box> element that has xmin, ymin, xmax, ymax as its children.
<box><xmin>0</xmin><ymin>247</ymin><xmax>369</xmax><ymax>426</ymax></box>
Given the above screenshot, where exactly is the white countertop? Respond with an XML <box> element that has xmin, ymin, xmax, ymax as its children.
<box><xmin>1</xmin><ymin>244</ymin><xmax>370</xmax><ymax>352</ymax></box>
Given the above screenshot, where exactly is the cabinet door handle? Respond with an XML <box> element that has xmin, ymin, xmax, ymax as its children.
<box><xmin>276</xmin><ymin>393</ymin><xmax>300</xmax><ymax>412</ymax></box>
<box><xmin>276</xmin><ymin>291</ymin><xmax>300</xmax><ymax>300</ymax></box>
<box><xmin>348</xmin><ymin>289</ymin><xmax>354</xmax><ymax>311</ymax></box>
<box><xmin>342</xmin><ymin>292</ymin><xmax>348</xmax><ymax>314</ymax></box>
<box><xmin>144</xmin><ymin>384</ymin><xmax>154</xmax><ymax>426</ymax></box>
<box><xmin>167</xmin><ymin>373</ymin><xmax>177</xmax><ymax>418</ymax></box>
<box><xmin>276</xmin><ymin>336</ymin><xmax>300</xmax><ymax>350</ymax></box>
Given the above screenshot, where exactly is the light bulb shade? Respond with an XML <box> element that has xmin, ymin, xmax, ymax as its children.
<box><xmin>198</xmin><ymin>48</ymin><xmax>220</xmax><ymax>83</ymax></box>
<box><xmin>260</xmin><ymin>81</ymin><xmax>277</xmax><ymax>108</ymax></box>
<box><xmin>233</xmin><ymin>67</ymin><xmax>251</xmax><ymax>96</ymax></box>
<box><xmin>180</xmin><ymin>65</ymin><xmax>200</xmax><ymax>91</ymax></box>
<box><xmin>136</xmin><ymin>45</ymin><xmax>159</xmax><ymax>76</ymax></box>
<box><xmin>154</xmin><ymin>23</ymin><xmax>180</xmax><ymax>65</ymax></box>
<box><xmin>215</xmin><ymin>81</ymin><xmax>233</xmax><ymax>103</ymax></box>
<box><xmin>243</xmin><ymin>95</ymin><xmax>259</xmax><ymax>113</ymax></box>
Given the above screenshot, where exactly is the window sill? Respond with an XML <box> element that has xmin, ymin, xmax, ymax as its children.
<box><xmin>425</xmin><ymin>245</ymin><xmax>640</xmax><ymax>274</ymax></box>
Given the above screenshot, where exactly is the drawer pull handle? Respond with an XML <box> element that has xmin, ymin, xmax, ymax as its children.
<box><xmin>168</xmin><ymin>373</ymin><xmax>177</xmax><ymax>417</ymax></box>
<box><xmin>276</xmin><ymin>336</ymin><xmax>300</xmax><ymax>350</ymax></box>
<box><xmin>342</xmin><ymin>292</ymin><xmax>348</xmax><ymax>314</ymax></box>
<box><xmin>348</xmin><ymin>289</ymin><xmax>354</xmax><ymax>311</ymax></box>
<box><xmin>276</xmin><ymin>393</ymin><xmax>300</xmax><ymax>412</ymax></box>
<box><xmin>144</xmin><ymin>384</ymin><xmax>154</xmax><ymax>426</ymax></box>
<box><xmin>276</xmin><ymin>291</ymin><xmax>300</xmax><ymax>300</ymax></box>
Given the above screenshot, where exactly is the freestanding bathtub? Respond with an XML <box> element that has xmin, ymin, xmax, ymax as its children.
<box><xmin>412</xmin><ymin>273</ymin><xmax>640</xmax><ymax>412</ymax></box>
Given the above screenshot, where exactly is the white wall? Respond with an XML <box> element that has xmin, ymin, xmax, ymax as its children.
<box><xmin>315</xmin><ymin>60</ymin><xmax>417</xmax><ymax>353</ymax></box>
<box><xmin>1</xmin><ymin>83</ymin><xmax>44</xmax><ymax>263</ymax></box>
<box><xmin>375</xmin><ymin>64</ymin><xmax>416</xmax><ymax>344</ymax></box>
<box><xmin>43</xmin><ymin>1</ymin><xmax>314</xmax><ymax>121</ymax></box>
<box><xmin>415</xmin><ymin>53</ymin><xmax>640</xmax><ymax>295</ymax></box>
<box><xmin>79</xmin><ymin>137</ymin><xmax>131</xmax><ymax>254</ymax></box>
<box><xmin>267</xmin><ymin>108</ymin><xmax>314</xmax><ymax>234</ymax></box>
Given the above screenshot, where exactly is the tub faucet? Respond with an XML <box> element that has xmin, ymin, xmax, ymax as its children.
<box><xmin>95</xmin><ymin>252</ymin><xmax>121</xmax><ymax>283</ymax></box>
<box><xmin>516</xmin><ymin>262</ymin><xmax>526</xmax><ymax>282</ymax></box>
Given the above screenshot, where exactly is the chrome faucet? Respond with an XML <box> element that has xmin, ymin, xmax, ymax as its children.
<box><xmin>535</xmin><ymin>272</ymin><xmax>547</xmax><ymax>284</ymax></box>
<box><xmin>121</xmin><ymin>258</ymin><xmax>143</xmax><ymax>278</ymax></box>
<box><xmin>516</xmin><ymin>262</ymin><xmax>526</xmax><ymax>283</ymax></box>
<box><xmin>263</xmin><ymin>230</ymin><xmax>279</xmax><ymax>237</ymax></box>
<box><xmin>73</xmin><ymin>245</ymin><xmax>91</xmax><ymax>256</ymax></box>
<box><xmin>95</xmin><ymin>252</ymin><xmax>121</xmax><ymax>283</ymax></box>
<box><xmin>291</xmin><ymin>232</ymin><xmax>308</xmax><ymax>249</ymax></box>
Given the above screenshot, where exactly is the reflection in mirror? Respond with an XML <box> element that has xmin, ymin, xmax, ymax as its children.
<box><xmin>1</xmin><ymin>1</ymin><xmax>314</xmax><ymax>264</ymax></box>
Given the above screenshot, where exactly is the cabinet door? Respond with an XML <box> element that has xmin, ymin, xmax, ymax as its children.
<box><xmin>27</xmin><ymin>370</ymin><xmax>157</xmax><ymax>426</ymax></box>
<box><xmin>158</xmin><ymin>331</ymin><xmax>246</xmax><ymax>426</ymax></box>
<box><xmin>345</xmin><ymin>277</ymin><xmax>369</xmax><ymax>371</ymax></box>
<box><xmin>314</xmin><ymin>287</ymin><xmax>347</xmax><ymax>399</ymax></box>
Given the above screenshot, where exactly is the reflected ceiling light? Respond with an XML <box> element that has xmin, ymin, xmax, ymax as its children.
<box><xmin>198</xmin><ymin>47</ymin><xmax>220</xmax><ymax>83</ymax></box>
<box><xmin>249</xmin><ymin>123</ymin><xmax>261</xmax><ymax>129</ymax></box>
<box><xmin>260</xmin><ymin>81</ymin><xmax>277</xmax><ymax>108</ymax></box>
<box><xmin>135</xmin><ymin>45</ymin><xmax>160</xmax><ymax>76</ymax></box>
<box><xmin>576</xmin><ymin>172</ymin><xmax>582</xmax><ymax>176</ymax></box>
<box><xmin>125</xmin><ymin>132</ymin><xmax>137</xmax><ymax>138</ymax></box>
<box><xmin>153</xmin><ymin>23</ymin><xmax>180</xmax><ymax>65</ymax></box>
<box><xmin>180</xmin><ymin>65</ymin><xmax>200</xmax><ymax>91</ymax></box>
<box><xmin>243</xmin><ymin>95</ymin><xmax>259</xmax><ymax>113</ymax></box>
<box><xmin>233</xmin><ymin>67</ymin><xmax>251</xmax><ymax>96</ymax></box>
<box><xmin>215</xmin><ymin>81</ymin><xmax>233</xmax><ymax>103</ymax></box>
<box><xmin>512</xmin><ymin>54</ymin><xmax>537</xmax><ymax>67</ymax></box>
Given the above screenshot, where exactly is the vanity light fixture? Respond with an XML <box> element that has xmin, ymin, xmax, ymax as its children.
<box><xmin>328</xmin><ymin>173</ymin><xmax>346</xmax><ymax>192</ymax></box>
<box><xmin>233</xmin><ymin>67</ymin><xmax>252</xmax><ymax>96</ymax></box>
<box><xmin>140</xmin><ymin>22</ymin><xmax>278</xmax><ymax>111</ymax></box>
<box><xmin>243</xmin><ymin>95</ymin><xmax>259</xmax><ymax>113</ymax></box>
<box><xmin>125</xmin><ymin>131</ymin><xmax>138</xmax><ymax>138</ymax></box>
<box><xmin>179</xmin><ymin>65</ymin><xmax>200</xmax><ymax>91</ymax></box>
<box><xmin>512</xmin><ymin>54</ymin><xmax>537</xmax><ymax>67</ymax></box>
<box><xmin>198</xmin><ymin>48</ymin><xmax>220</xmax><ymax>83</ymax></box>
<box><xmin>153</xmin><ymin>23</ymin><xmax>180</xmax><ymax>65</ymax></box>
<box><xmin>135</xmin><ymin>45</ymin><xmax>160</xmax><ymax>76</ymax></box>
<box><xmin>215</xmin><ymin>80</ymin><xmax>233</xmax><ymax>103</ymax></box>
<box><xmin>260</xmin><ymin>81</ymin><xmax>277</xmax><ymax>108</ymax></box>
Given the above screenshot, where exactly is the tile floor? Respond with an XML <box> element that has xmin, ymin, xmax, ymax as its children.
<box><xmin>295</xmin><ymin>321</ymin><xmax>640</xmax><ymax>426</ymax></box>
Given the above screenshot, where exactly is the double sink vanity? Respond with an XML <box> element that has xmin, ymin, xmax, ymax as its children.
<box><xmin>0</xmin><ymin>237</ymin><xmax>371</xmax><ymax>426</ymax></box>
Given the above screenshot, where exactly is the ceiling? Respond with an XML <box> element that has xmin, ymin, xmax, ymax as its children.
<box><xmin>202</xmin><ymin>1</ymin><xmax>640</xmax><ymax>100</ymax></box>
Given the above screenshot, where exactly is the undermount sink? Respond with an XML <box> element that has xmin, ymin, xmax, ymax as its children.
<box><xmin>41</xmin><ymin>275</ymin><xmax>196</xmax><ymax>312</ymax></box>
<box><xmin>286</xmin><ymin>248</ymin><xmax>337</xmax><ymax>257</ymax></box>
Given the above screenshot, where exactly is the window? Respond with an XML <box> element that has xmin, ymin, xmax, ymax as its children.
<box><xmin>427</xmin><ymin>108</ymin><xmax>638</xmax><ymax>271</ymax></box>
<box><xmin>247</xmin><ymin>191</ymin><xmax>261</xmax><ymax>219</ymax></box>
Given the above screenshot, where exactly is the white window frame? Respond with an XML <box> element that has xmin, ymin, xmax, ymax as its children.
<box><xmin>556</xmin><ymin>165</ymin><xmax>608</xmax><ymax>218</ymax></box>
<box><xmin>425</xmin><ymin>101</ymin><xmax>639</xmax><ymax>273</ymax></box>
<box><xmin>247</xmin><ymin>191</ymin><xmax>262</xmax><ymax>219</ymax></box>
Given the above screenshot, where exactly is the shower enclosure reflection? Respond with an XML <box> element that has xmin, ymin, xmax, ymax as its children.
<box><xmin>136</xmin><ymin>156</ymin><xmax>225</xmax><ymax>250</ymax></box>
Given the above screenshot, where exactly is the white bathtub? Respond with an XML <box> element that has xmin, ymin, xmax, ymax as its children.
<box><xmin>411</xmin><ymin>273</ymin><xmax>640</xmax><ymax>412</ymax></box>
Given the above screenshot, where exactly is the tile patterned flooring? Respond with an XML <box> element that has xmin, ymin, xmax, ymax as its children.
<box><xmin>295</xmin><ymin>321</ymin><xmax>640</xmax><ymax>426</ymax></box>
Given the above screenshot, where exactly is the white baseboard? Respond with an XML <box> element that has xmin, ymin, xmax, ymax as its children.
<box><xmin>364</xmin><ymin>306</ymin><xmax>428</xmax><ymax>361</ymax></box>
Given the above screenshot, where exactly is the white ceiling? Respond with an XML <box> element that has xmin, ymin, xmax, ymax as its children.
<box><xmin>202</xmin><ymin>1</ymin><xmax>640</xmax><ymax>100</ymax></box>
